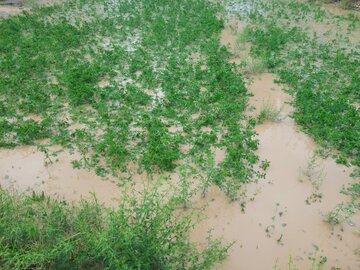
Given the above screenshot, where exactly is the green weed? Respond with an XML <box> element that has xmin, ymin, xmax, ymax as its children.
<box><xmin>246</xmin><ymin>57</ymin><xmax>268</xmax><ymax>74</ymax></box>
<box><xmin>324</xmin><ymin>202</ymin><xmax>358</xmax><ymax>225</ymax></box>
<box><xmin>0</xmin><ymin>0</ymin><xmax>261</xmax><ymax>197</ymax></box>
<box><xmin>257</xmin><ymin>101</ymin><xmax>282</xmax><ymax>124</ymax></box>
<box><xmin>230</xmin><ymin>0</ymin><xmax>360</xmax><ymax>218</ymax></box>
<box><xmin>233</xmin><ymin>0</ymin><xmax>360</xmax><ymax>168</ymax></box>
<box><xmin>273</xmin><ymin>254</ymin><xmax>327</xmax><ymax>270</ymax></box>
<box><xmin>0</xmin><ymin>185</ymin><xmax>229</xmax><ymax>269</ymax></box>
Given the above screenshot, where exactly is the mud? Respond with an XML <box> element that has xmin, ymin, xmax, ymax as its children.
<box><xmin>294</xmin><ymin>18</ymin><xmax>360</xmax><ymax>44</ymax></box>
<box><xmin>323</xmin><ymin>2</ymin><xmax>360</xmax><ymax>16</ymax></box>
<box><xmin>0</xmin><ymin>0</ymin><xmax>23</xmax><ymax>6</ymax></box>
<box><xmin>287</xmin><ymin>1</ymin><xmax>360</xmax><ymax>44</ymax></box>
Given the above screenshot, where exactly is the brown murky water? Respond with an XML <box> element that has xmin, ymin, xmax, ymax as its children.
<box><xmin>0</xmin><ymin>146</ymin><xmax>122</xmax><ymax>206</ymax></box>
<box><xmin>1</xmin><ymin>72</ymin><xmax>358</xmax><ymax>268</ymax></box>
<box><xmin>220</xmin><ymin>19</ymin><xmax>249</xmax><ymax>65</ymax></box>
<box><xmin>191</xmin><ymin>16</ymin><xmax>360</xmax><ymax>269</ymax></box>
<box><xmin>245</xmin><ymin>73</ymin><xmax>292</xmax><ymax>118</ymax></box>
<box><xmin>0</xmin><ymin>1</ymin><xmax>359</xmax><ymax>269</ymax></box>
<box><xmin>292</xmin><ymin>1</ymin><xmax>360</xmax><ymax>44</ymax></box>
<box><xmin>296</xmin><ymin>18</ymin><xmax>360</xmax><ymax>45</ymax></box>
<box><xmin>191</xmin><ymin>76</ymin><xmax>360</xmax><ymax>267</ymax></box>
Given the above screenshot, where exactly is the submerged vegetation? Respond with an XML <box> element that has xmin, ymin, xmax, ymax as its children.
<box><xmin>231</xmin><ymin>0</ymin><xmax>360</xmax><ymax>221</ymax></box>
<box><xmin>234</xmin><ymin>0</ymin><xmax>360</xmax><ymax>165</ymax></box>
<box><xmin>0</xmin><ymin>185</ymin><xmax>229</xmax><ymax>269</ymax></box>
<box><xmin>0</xmin><ymin>0</ymin><xmax>359</xmax><ymax>268</ymax></box>
<box><xmin>0</xmin><ymin>0</ymin><xmax>257</xmax><ymax>267</ymax></box>
<box><xmin>257</xmin><ymin>101</ymin><xmax>282</xmax><ymax>124</ymax></box>
<box><xmin>0</xmin><ymin>0</ymin><xmax>262</xmax><ymax>198</ymax></box>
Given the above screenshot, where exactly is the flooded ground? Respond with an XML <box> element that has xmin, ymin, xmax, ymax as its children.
<box><xmin>1</xmin><ymin>71</ymin><xmax>358</xmax><ymax>268</ymax></box>
<box><xmin>194</xmin><ymin>14</ymin><xmax>359</xmax><ymax>268</ymax></box>
<box><xmin>191</xmin><ymin>72</ymin><xmax>360</xmax><ymax>269</ymax></box>
<box><xmin>194</xmin><ymin>4</ymin><xmax>360</xmax><ymax>265</ymax></box>
<box><xmin>0</xmin><ymin>146</ymin><xmax>122</xmax><ymax>206</ymax></box>
<box><xmin>0</xmin><ymin>1</ymin><xmax>359</xmax><ymax>269</ymax></box>
<box><xmin>245</xmin><ymin>73</ymin><xmax>292</xmax><ymax>118</ymax></box>
<box><xmin>220</xmin><ymin>19</ymin><xmax>247</xmax><ymax>64</ymax></box>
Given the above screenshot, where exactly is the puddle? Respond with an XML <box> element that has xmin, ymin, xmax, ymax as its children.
<box><xmin>245</xmin><ymin>73</ymin><xmax>292</xmax><ymax>118</ymax></box>
<box><xmin>220</xmin><ymin>19</ymin><xmax>248</xmax><ymax>64</ymax></box>
<box><xmin>0</xmin><ymin>146</ymin><xmax>122</xmax><ymax>207</ymax></box>
<box><xmin>192</xmin><ymin>154</ymin><xmax>359</xmax><ymax>269</ymax></box>
<box><xmin>204</xmin><ymin>9</ymin><xmax>357</xmax><ymax>266</ymax></box>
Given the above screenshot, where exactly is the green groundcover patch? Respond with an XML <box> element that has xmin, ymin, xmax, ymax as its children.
<box><xmin>0</xmin><ymin>0</ymin><xmax>261</xmax><ymax>198</ymax></box>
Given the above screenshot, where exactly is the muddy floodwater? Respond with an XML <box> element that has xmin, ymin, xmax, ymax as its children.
<box><xmin>191</xmin><ymin>73</ymin><xmax>360</xmax><ymax>269</ymax></box>
<box><xmin>0</xmin><ymin>1</ymin><xmax>359</xmax><ymax>269</ymax></box>
<box><xmin>0</xmin><ymin>147</ymin><xmax>122</xmax><ymax>206</ymax></box>
<box><xmin>198</xmin><ymin>16</ymin><xmax>359</xmax><ymax>269</ymax></box>
<box><xmin>1</xmin><ymin>73</ymin><xmax>359</xmax><ymax>269</ymax></box>
<box><xmin>1</xmin><ymin>71</ymin><xmax>358</xmax><ymax>269</ymax></box>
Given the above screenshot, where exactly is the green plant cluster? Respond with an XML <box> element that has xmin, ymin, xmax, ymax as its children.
<box><xmin>234</xmin><ymin>0</ymin><xmax>360</xmax><ymax>167</ymax></box>
<box><xmin>0</xmin><ymin>0</ymin><xmax>260</xmax><ymax>196</ymax></box>
<box><xmin>231</xmin><ymin>0</ymin><xmax>360</xmax><ymax>223</ymax></box>
<box><xmin>0</xmin><ymin>187</ymin><xmax>229</xmax><ymax>269</ymax></box>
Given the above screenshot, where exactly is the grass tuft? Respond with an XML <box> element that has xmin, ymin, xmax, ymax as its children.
<box><xmin>257</xmin><ymin>102</ymin><xmax>282</xmax><ymax>124</ymax></box>
<box><xmin>0</xmin><ymin>185</ymin><xmax>229</xmax><ymax>269</ymax></box>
